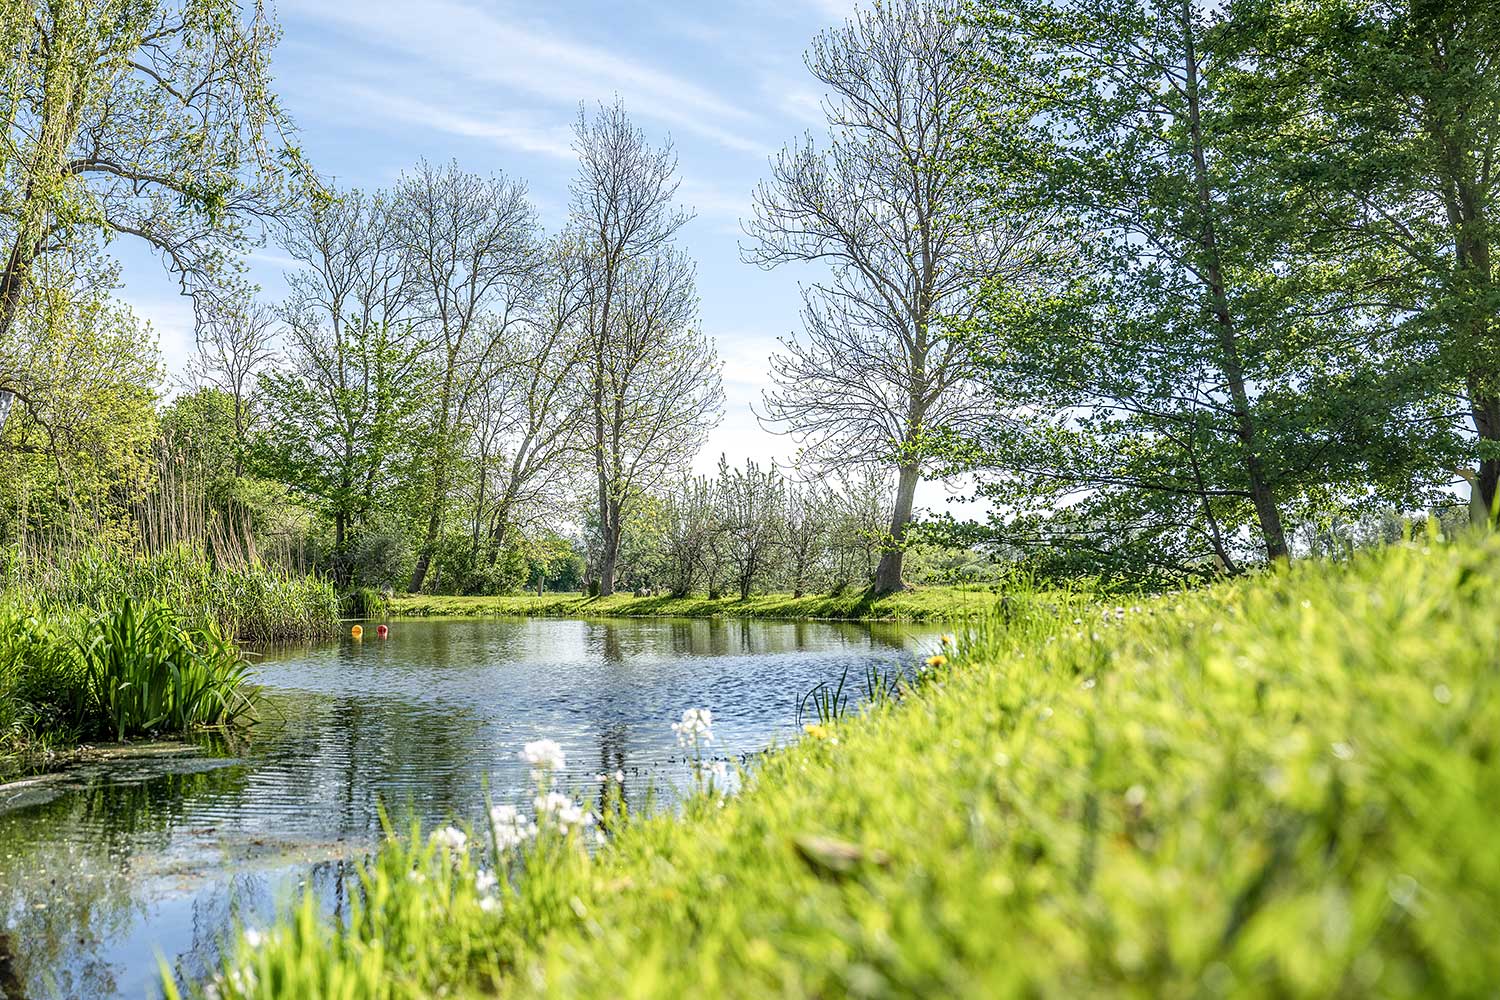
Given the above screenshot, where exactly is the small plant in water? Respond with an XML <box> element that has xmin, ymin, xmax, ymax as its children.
<box><xmin>796</xmin><ymin>668</ymin><xmax>850</xmax><ymax>729</ymax></box>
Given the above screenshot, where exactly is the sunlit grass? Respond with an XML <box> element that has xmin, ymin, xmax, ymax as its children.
<box><xmin>180</xmin><ymin>536</ymin><xmax>1500</xmax><ymax>997</ymax></box>
<box><xmin>391</xmin><ymin>584</ymin><xmax>1008</xmax><ymax>622</ymax></box>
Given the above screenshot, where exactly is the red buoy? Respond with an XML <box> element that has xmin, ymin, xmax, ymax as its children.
<box><xmin>377</xmin><ymin>624</ymin><xmax>389</xmax><ymax>638</ymax></box>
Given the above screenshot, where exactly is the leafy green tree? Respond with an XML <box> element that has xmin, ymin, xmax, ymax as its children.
<box><xmin>1222</xmin><ymin>0</ymin><xmax>1500</xmax><ymax>522</ymax></box>
<box><xmin>0</xmin><ymin>0</ymin><xmax>301</xmax><ymax>423</ymax></box>
<box><xmin>0</xmin><ymin>259</ymin><xmax>159</xmax><ymax>547</ymax></box>
<box><xmin>954</xmin><ymin>0</ymin><xmax>1451</xmax><ymax>575</ymax></box>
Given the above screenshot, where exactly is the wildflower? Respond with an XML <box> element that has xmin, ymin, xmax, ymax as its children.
<box><xmin>535</xmin><ymin>791</ymin><xmax>593</xmax><ymax>833</ymax></box>
<box><xmin>430</xmin><ymin>826</ymin><xmax>467</xmax><ymax>852</ymax></box>
<box><xmin>475</xmin><ymin>870</ymin><xmax>499</xmax><ymax>894</ymax></box>
<box><xmin>594</xmin><ymin>772</ymin><xmax>608</xmax><ymax>783</ymax></box>
<box><xmin>707</xmin><ymin>760</ymin><xmax>729</xmax><ymax>785</ymax></box>
<box><xmin>926</xmin><ymin>654</ymin><xmax>948</xmax><ymax>668</ymax></box>
<box><xmin>803</xmin><ymin>723</ymin><xmax>831</xmax><ymax>740</ymax></box>
<box><xmin>479</xmin><ymin>895</ymin><xmax>501</xmax><ymax>913</ymax></box>
<box><xmin>243</xmin><ymin>928</ymin><xmax>266</xmax><ymax>950</ymax></box>
<box><xmin>1124</xmin><ymin>784</ymin><xmax>1147</xmax><ymax>808</ymax></box>
<box><xmin>519</xmin><ymin>739</ymin><xmax>566</xmax><ymax>772</ymax></box>
<box><xmin>614</xmin><ymin>769</ymin><xmax>625</xmax><ymax>782</ymax></box>
<box><xmin>489</xmin><ymin>804</ymin><xmax>537</xmax><ymax>851</ymax></box>
<box><xmin>940</xmin><ymin>634</ymin><xmax>954</xmax><ymax>646</ymax></box>
<box><xmin>1433</xmin><ymin>683</ymin><xmax>1453</xmax><ymax>705</ymax></box>
<box><xmin>672</xmin><ymin>708</ymin><xmax>715</xmax><ymax>747</ymax></box>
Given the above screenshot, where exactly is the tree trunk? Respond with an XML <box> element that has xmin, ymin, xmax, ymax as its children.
<box><xmin>408</xmin><ymin>380</ymin><xmax>454</xmax><ymax>593</ymax></box>
<box><xmin>1469</xmin><ymin>389</ymin><xmax>1500</xmax><ymax>524</ymax></box>
<box><xmin>1179</xmin><ymin>2</ymin><xmax>1288</xmax><ymax>562</ymax></box>
<box><xmin>873</xmin><ymin>462</ymin><xmax>920</xmax><ymax>593</ymax></box>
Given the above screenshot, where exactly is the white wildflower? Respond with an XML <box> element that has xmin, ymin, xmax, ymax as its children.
<box><xmin>243</xmin><ymin>928</ymin><xmax>266</xmax><ymax>950</ymax></box>
<box><xmin>519</xmin><ymin>739</ymin><xmax>566</xmax><ymax>772</ymax></box>
<box><xmin>479</xmin><ymin>894</ymin><xmax>501</xmax><ymax>913</ymax></box>
<box><xmin>535</xmin><ymin>791</ymin><xmax>593</xmax><ymax>832</ymax></box>
<box><xmin>707</xmin><ymin>760</ymin><xmax>729</xmax><ymax>785</ymax></box>
<box><xmin>489</xmin><ymin>804</ymin><xmax>537</xmax><ymax>850</ymax></box>
<box><xmin>475</xmin><ymin>870</ymin><xmax>499</xmax><ymax>894</ymax></box>
<box><xmin>429</xmin><ymin>825</ymin><xmax>467</xmax><ymax>853</ymax></box>
<box><xmin>614</xmin><ymin>769</ymin><xmax>625</xmax><ymax>782</ymax></box>
<box><xmin>672</xmin><ymin>708</ymin><xmax>715</xmax><ymax>748</ymax></box>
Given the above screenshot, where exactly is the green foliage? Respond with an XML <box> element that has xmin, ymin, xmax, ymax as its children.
<box><xmin>4</xmin><ymin>545</ymin><xmax>340</xmax><ymax>642</ymax></box>
<box><xmin>952</xmin><ymin>0</ymin><xmax>1460</xmax><ymax>574</ymax></box>
<box><xmin>183</xmin><ymin>536</ymin><xmax>1500</xmax><ymax>998</ymax></box>
<box><xmin>74</xmin><ymin>597</ymin><xmax>254</xmax><ymax>742</ymax></box>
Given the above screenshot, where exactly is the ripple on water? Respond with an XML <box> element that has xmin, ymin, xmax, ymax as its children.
<box><xmin>0</xmin><ymin>616</ymin><xmax>945</xmax><ymax>999</ymax></box>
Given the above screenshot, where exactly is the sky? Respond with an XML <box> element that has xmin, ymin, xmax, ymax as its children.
<box><xmin>112</xmin><ymin>0</ymin><xmax>843</xmax><ymax>465</ymax></box>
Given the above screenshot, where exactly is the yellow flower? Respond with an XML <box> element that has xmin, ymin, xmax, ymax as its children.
<box><xmin>926</xmin><ymin>654</ymin><xmax>948</xmax><ymax>668</ymax></box>
<box><xmin>940</xmin><ymin>634</ymin><xmax>954</xmax><ymax>646</ymax></box>
<box><xmin>803</xmin><ymin>723</ymin><xmax>831</xmax><ymax>740</ymax></box>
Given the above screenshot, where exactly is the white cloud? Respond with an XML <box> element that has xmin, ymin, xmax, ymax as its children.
<box><xmin>344</xmin><ymin>86</ymin><xmax>576</xmax><ymax>160</ymax></box>
<box><xmin>282</xmin><ymin>0</ymin><xmax>768</xmax><ymax>154</ymax></box>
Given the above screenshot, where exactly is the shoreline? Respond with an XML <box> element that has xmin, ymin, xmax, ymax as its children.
<box><xmin>388</xmin><ymin>585</ymin><xmax>1005</xmax><ymax>624</ymax></box>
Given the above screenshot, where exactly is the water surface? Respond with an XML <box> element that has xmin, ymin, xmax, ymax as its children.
<box><xmin>0</xmin><ymin>616</ymin><xmax>942</xmax><ymax>999</ymax></box>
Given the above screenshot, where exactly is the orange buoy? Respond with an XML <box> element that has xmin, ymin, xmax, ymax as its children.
<box><xmin>351</xmin><ymin>624</ymin><xmax>363</xmax><ymax>639</ymax></box>
<box><xmin>377</xmin><ymin>624</ymin><xmax>389</xmax><ymax>638</ymax></box>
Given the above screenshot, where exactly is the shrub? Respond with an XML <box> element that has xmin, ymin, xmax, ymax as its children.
<box><xmin>74</xmin><ymin>597</ymin><xmax>255</xmax><ymax>742</ymax></box>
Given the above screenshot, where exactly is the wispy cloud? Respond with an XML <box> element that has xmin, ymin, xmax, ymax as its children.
<box><xmin>345</xmin><ymin>86</ymin><xmax>576</xmax><ymax>160</ymax></box>
<box><xmin>282</xmin><ymin>0</ymin><xmax>768</xmax><ymax>154</ymax></box>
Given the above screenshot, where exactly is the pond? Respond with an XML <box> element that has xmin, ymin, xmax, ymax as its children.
<box><xmin>0</xmin><ymin>616</ymin><xmax>945</xmax><ymax>999</ymax></box>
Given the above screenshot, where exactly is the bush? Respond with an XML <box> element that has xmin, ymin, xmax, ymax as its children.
<box><xmin>75</xmin><ymin>598</ymin><xmax>254</xmax><ymax>742</ymax></box>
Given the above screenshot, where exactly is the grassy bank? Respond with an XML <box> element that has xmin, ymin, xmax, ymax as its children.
<box><xmin>183</xmin><ymin>537</ymin><xmax>1498</xmax><ymax>997</ymax></box>
<box><xmin>391</xmin><ymin>584</ymin><xmax>1005</xmax><ymax>622</ymax></box>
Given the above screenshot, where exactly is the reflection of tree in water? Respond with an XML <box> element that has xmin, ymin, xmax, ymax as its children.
<box><xmin>160</xmin><ymin>858</ymin><xmax>358</xmax><ymax>998</ymax></box>
<box><xmin>0</xmin><ymin>762</ymin><xmax>251</xmax><ymax>999</ymax></box>
<box><xmin>593</xmin><ymin>723</ymin><xmax>633</xmax><ymax>817</ymax></box>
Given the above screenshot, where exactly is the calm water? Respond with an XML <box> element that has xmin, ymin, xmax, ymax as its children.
<box><xmin>0</xmin><ymin>616</ymin><xmax>943</xmax><ymax>999</ymax></box>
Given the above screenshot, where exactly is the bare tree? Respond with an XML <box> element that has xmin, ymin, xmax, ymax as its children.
<box><xmin>189</xmin><ymin>295</ymin><xmax>278</xmax><ymax>475</ymax></box>
<box><xmin>743</xmin><ymin>0</ymin><xmax>1044</xmax><ymax>592</ymax></box>
<box><xmin>715</xmin><ymin>454</ymin><xmax>785</xmax><ymax>601</ymax></box>
<box><xmin>396</xmin><ymin>160</ymin><xmax>541</xmax><ymax>592</ymax></box>
<box><xmin>466</xmin><ymin>236</ymin><xmax>591</xmax><ymax>565</ymax></box>
<box><xmin>571</xmin><ymin>102</ymin><xmax>722</xmax><ymax>594</ymax></box>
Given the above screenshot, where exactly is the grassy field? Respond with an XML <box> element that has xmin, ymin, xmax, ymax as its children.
<box><xmin>180</xmin><ymin>537</ymin><xmax>1499</xmax><ymax>998</ymax></box>
<box><xmin>390</xmin><ymin>584</ymin><xmax>1006</xmax><ymax>622</ymax></box>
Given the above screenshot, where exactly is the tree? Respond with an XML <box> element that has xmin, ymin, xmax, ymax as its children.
<box><xmin>1224</xmin><ymin>0</ymin><xmax>1500</xmax><ymax>524</ymax></box>
<box><xmin>570</xmin><ymin>102</ymin><xmax>723</xmax><ymax>595</ymax></box>
<box><xmin>659</xmin><ymin>475</ymin><xmax>717</xmax><ymax>597</ymax></box>
<box><xmin>0</xmin><ymin>255</ymin><xmax>160</xmax><ymax>548</ymax></box>
<box><xmin>744</xmin><ymin>0</ymin><xmax>1045</xmax><ymax>592</ymax></box>
<box><xmin>188</xmin><ymin>294</ymin><xmax>277</xmax><ymax>476</ymax></box>
<box><xmin>468</xmin><ymin>235</ymin><xmax>590</xmax><ymax>566</ymax></box>
<box><xmin>0</xmin><ymin>0</ymin><xmax>300</xmax><ymax>424</ymax></box>
<box><xmin>780</xmin><ymin>479</ymin><xmax>831</xmax><ymax>597</ymax></box>
<box><xmin>263</xmin><ymin>187</ymin><xmax>430</xmax><ymax>581</ymax></box>
<box><xmin>953</xmin><ymin>0</ymin><xmax>1450</xmax><ymax>575</ymax></box>
<box><xmin>396</xmin><ymin>161</ymin><xmax>541</xmax><ymax>591</ymax></box>
<box><xmin>714</xmin><ymin>454</ymin><xmax>785</xmax><ymax>601</ymax></box>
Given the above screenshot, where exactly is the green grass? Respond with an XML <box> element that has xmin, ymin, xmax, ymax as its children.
<box><xmin>3</xmin><ymin>545</ymin><xmax>341</xmax><ymax>643</ymax></box>
<box><xmin>178</xmin><ymin>537</ymin><xmax>1499</xmax><ymax>998</ymax></box>
<box><xmin>391</xmin><ymin>584</ymin><xmax>1005</xmax><ymax>622</ymax></box>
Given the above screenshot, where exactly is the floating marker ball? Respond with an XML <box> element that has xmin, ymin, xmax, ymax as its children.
<box><xmin>377</xmin><ymin>624</ymin><xmax>389</xmax><ymax>638</ymax></box>
<box><xmin>351</xmin><ymin>624</ymin><xmax>363</xmax><ymax>639</ymax></box>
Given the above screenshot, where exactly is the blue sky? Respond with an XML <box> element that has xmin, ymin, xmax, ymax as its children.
<box><xmin>118</xmin><ymin>0</ymin><xmax>873</xmax><ymax>479</ymax></box>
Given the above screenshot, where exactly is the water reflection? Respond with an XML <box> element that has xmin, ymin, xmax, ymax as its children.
<box><xmin>0</xmin><ymin>616</ymin><xmax>943</xmax><ymax>999</ymax></box>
